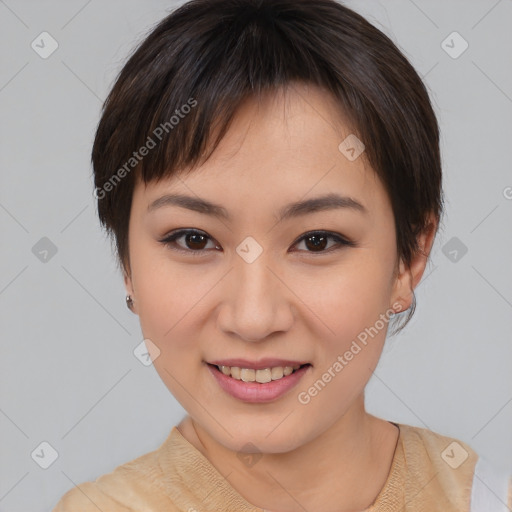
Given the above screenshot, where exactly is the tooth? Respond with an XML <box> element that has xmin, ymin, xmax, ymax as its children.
<box><xmin>255</xmin><ymin>368</ymin><xmax>272</xmax><ymax>383</ymax></box>
<box><xmin>271</xmin><ymin>366</ymin><xmax>284</xmax><ymax>380</ymax></box>
<box><xmin>216</xmin><ymin>364</ymin><xmax>304</xmax><ymax>382</ymax></box>
<box><xmin>240</xmin><ymin>368</ymin><xmax>256</xmax><ymax>382</ymax></box>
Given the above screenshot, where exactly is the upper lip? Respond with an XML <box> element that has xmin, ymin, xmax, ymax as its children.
<box><xmin>207</xmin><ymin>358</ymin><xmax>310</xmax><ymax>370</ymax></box>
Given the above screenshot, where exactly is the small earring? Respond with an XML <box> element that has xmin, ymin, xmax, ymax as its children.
<box><xmin>126</xmin><ymin>295</ymin><xmax>134</xmax><ymax>310</ymax></box>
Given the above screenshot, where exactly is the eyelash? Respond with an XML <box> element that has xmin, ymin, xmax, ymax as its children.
<box><xmin>158</xmin><ymin>229</ymin><xmax>356</xmax><ymax>257</ymax></box>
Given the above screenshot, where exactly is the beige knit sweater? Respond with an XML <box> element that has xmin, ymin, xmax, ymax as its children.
<box><xmin>53</xmin><ymin>422</ymin><xmax>512</xmax><ymax>511</ymax></box>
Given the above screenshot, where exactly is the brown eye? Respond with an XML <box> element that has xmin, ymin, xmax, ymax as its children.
<box><xmin>160</xmin><ymin>229</ymin><xmax>218</xmax><ymax>255</ymax></box>
<box><xmin>303</xmin><ymin>233</ymin><xmax>329</xmax><ymax>252</ymax></box>
<box><xmin>182</xmin><ymin>232</ymin><xmax>208</xmax><ymax>250</ymax></box>
<box><xmin>293</xmin><ymin>231</ymin><xmax>355</xmax><ymax>254</ymax></box>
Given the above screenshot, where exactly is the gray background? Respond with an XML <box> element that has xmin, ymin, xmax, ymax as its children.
<box><xmin>1</xmin><ymin>1</ymin><xmax>511</xmax><ymax>510</ymax></box>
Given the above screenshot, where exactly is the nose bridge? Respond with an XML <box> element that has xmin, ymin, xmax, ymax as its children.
<box><xmin>237</xmin><ymin>250</ymin><xmax>274</xmax><ymax>303</ymax></box>
<box><xmin>219</xmin><ymin>246</ymin><xmax>291</xmax><ymax>341</ymax></box>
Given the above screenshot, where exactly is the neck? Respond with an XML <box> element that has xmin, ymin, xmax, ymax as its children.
<box><xmin>177</xmin><ymin>395</ymin><xmax>400</xmax><ymax>512</ymax></box>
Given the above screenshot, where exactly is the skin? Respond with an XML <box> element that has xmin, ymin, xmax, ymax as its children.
<box><xmin>123</xmin><ymin>82</ymin><xmax>437</xmax><ymax>512</ymax></box>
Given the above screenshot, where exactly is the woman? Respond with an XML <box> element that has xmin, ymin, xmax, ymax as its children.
<box><xmin>53</xmin><ymin>0</ymin><xmax>511</xmax><ymax>510</ymax></box>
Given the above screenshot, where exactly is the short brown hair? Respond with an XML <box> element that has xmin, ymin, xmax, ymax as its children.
<box><xmin>92</xmin><ymin>0</ymin><xmax>443</xmax><ymax>334</ymax></box>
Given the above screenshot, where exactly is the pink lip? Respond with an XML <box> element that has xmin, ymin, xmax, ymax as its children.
<box><xmin>208</xmin><ymin>358</ymin><xmax>309</xmax><ymax>370</ymax></box>
<box><xmin>206</xmin><ymin>362</ymin><xmax>311</xmax><ymax>403</ymax></box>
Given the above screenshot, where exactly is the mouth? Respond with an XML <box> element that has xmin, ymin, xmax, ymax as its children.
<box><xmin>205</xmin><ymin>361</ymin><xmax>312</xmax><ymax>403</ymax></box>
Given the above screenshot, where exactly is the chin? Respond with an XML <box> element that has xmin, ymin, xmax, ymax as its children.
<box><xmin>210</xmin><ymin>420</ymin><xmax>312</xmax><ymax>455</ymax></box>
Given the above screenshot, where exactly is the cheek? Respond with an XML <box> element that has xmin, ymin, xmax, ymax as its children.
<box><xmin>133</xmin><ymin>258</ymin><xmax>210</xmax><ymax>400</ymax></box>
<box><xmin>131</xmin><ymin>239</ymin><xmax>188</xmax><ymax>324</ymax></box>
<box><xmin>294</xmin><ymin>253</ymin><xmax>394</xmax><ymax>341</ymax></box>
<box><xmin>292</xmin><ymin>258</ymin><xmax>395</xmax><ymax>410</ymax></box>
<box><xmin>295</xmin><ymin>257</ymin><xmax>395</xmax><ymax>400</ymax></box>
<box><xmin>132</xmin><ymin>248</ymin><xmax>219</xmax><ymax>360</ymax></box>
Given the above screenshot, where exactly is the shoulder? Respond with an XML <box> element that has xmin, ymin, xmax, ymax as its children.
<box><xmin>396</xmin><ymin>423</ymin><xmax>512</xmax><ymax>511</ymax></box>
<box><xmin>397</xmin><ymin>422</ymin><xmax>476</xmax><ymax>457</ymax></box>
<box><xmin>52</xmin><ymin>445</ymin><xmax>179</xmax><ymax>512</ymax></box>
<box><xmin>394</xmin><ymin>423</ymin><xmax>477</xmax><ymax>510</ymax></box>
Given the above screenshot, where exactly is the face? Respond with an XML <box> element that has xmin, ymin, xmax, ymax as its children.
<box><xmin>124</xmin><ymin>83</ymin><xmax>415</xmax><ymax>454</ymax></box>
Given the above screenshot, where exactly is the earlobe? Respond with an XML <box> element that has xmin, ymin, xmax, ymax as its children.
<box><xmin>123</xmin><ymin>271</ymin><xmax>137</xmax><ymax>314</ymax></box>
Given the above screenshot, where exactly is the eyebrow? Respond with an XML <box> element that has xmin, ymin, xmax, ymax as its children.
<box><xmin>147</xmin><ymin>192</ymin><xmax>367</xmax><ymax>222</ymax></box>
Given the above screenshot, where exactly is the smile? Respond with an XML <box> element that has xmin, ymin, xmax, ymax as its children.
<box><xmin>206</xmin><ymin>362</ymin><xmax>312</xmax><ymax>403</ymax></box>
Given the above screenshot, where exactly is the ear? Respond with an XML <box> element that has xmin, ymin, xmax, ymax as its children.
<box><xmin>391</xmin><ymin>213</ymin><xmax>438</xmax><ymax>313</ymax></box>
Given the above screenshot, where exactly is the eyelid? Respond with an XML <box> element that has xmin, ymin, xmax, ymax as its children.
<box><xmin>159</xmin><ymin>228</ymin><xmax>356</xmax><ymax>256</ymax></box>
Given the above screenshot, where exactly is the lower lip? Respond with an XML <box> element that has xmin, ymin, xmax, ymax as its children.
<box><xmin>206</xmin><ymin>363</ymin><xmax>311</xmax><ymax>403</ymax></box>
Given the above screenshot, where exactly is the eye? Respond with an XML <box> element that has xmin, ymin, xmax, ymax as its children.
<box><xmin>159</xmin><ymin>229</ymin><xmax>355</xmax><ymax>256</ymax></box>
<box><xmin>159</xmin><ymin>229</ymin><xmax>220</xmax><ymax>256</ymax></box>
<box><xmin>291</xmin><ymin>231</ymin><xmax>356</xmax><ymax>254</ymax></box>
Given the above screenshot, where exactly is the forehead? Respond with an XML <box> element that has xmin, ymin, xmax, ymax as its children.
<box><xmin>133</xmin><ymin>83</ymin><xmax>388</xmax><ymax>219</ymax></box>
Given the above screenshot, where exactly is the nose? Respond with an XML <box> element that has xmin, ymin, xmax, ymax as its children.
<box><xmin>216</xmin><ymin>253</ymin><xmax>294</xmax><ymax>342</ymax></box>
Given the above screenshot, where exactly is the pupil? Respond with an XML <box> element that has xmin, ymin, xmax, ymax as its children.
<box><xmin>306</xmin><ymin>234</ymin><xmax>327</xmax><ymax>251</ymax></box>
<box><xmin>187</xmin><ymin>233</ymin><xmax>206</xmax><ymax>250</ymax></box>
